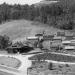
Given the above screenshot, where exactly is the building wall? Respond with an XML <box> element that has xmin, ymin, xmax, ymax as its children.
<box><xmin>42</xmin><ymin>40</ymin><xmax>51</xmax><ymax>49</ymax></box>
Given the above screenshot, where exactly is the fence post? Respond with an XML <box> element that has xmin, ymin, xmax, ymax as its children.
<box><xmin>27</xmin><ymin>68</ymin><xmax>28</xmax><ymax>75</ymax></box>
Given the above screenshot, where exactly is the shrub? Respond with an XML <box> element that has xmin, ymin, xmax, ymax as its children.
<box><xmin>0</xmin><ymin>35</ymin><xmax>12</xmax><ymax>49</ymax></box>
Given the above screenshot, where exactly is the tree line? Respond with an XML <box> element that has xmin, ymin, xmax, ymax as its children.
<box><xmin>0</xmin><ymin>0</ymin><xmax>75</xmax><ymax>30</ymax></box>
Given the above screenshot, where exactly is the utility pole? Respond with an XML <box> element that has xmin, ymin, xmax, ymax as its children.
<box><xmin>27</xmin><ymin>68</ymin><xmax>28</xmax><ymax>75</ymax></box>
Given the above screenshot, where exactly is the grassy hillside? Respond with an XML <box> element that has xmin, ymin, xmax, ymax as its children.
<box><xmin>0</xmin><ymin>20</ymin><xmax>64</xmax><ymax>41</ymax></box>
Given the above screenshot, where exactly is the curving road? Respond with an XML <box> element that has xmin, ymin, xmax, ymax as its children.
<box><xmin>1</xmin><ymin>52</ymin><xmax>75</xmax><ymax>75</ymax></box>
<box><xmin>0</xmin><ymin>54</ymin><xmax>34</xmax><ymax>75</ymax></box>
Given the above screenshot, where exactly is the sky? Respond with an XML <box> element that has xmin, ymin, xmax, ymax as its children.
<box><xmin>0</xmin><ymin>0</ymin><xmax>42</xmax><ymax>5</ymax></box>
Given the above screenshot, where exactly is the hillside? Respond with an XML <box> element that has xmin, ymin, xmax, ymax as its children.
<box><xmin>0</xmin><ymin>20</ymin><xmax>64</xmax><ymax>41</ymax></box>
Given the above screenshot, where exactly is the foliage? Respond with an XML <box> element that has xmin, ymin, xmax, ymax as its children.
<box><xmin>0</xmin><ymin>35</ymin><xmax>11</xmax><ymax>49</ymax></box>
<box><xmin>0</xmin><ymin>0</ymin><xmax>75</xmax><ymax>30</ymax></box>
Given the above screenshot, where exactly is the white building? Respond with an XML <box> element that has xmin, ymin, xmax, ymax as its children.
<box><xmin>64</xmin><ymin>46</ymin><xmax>75</xmax><ymax>50</ymax></box>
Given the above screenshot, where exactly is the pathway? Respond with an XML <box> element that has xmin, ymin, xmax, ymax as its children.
<box><xmin>0</xmin><ymin>54</ymin><xmax>34</xmax><ymax>75</ymax></box>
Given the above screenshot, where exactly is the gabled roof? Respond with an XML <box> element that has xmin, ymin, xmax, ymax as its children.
<box><xmin>62</xmin><ymin>40</ymin><xmax>71</xmax><ymax>44</ymax></box>
<box><xmin>27</xmin><ymin>36</ymin><xmax>38</xmax><ymax>40</ymax></box>
<box><xmin>65</xmin><ymin>36</ymin><xmax>73</xmax><ymax>40</ymax></box>
<box><xmin>35</xmin><ymin>33</ymin><xmax>43</xmax><ymax>36</ymax></box>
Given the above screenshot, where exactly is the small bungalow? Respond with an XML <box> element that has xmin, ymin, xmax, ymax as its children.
<box><xmin>63</xmin><ymin>45</ymin><xmax>75</xmax><ymax>50</ymax></box>
<box><xmin>26</xmin><ymin>36</ymin><xmax>39</xmax><ymax>40</ymax></box>
<box><xmin>62</xmin><ymin>40</ymin><xmax>75</xmax><ymax>47</ymax></box>
<box><xmin>50</xmin><ymin>44</ymin><xmax>60</xmax><ymax>50</ymax></box>
<box><xmin>70</xmin><ymin>40</ymin><xmax>75</xmax><ymax>43</ymax></box>
<box><xmin>65</xmin><ymin>36</ymin><xmax>73</xmax><ymax>40</ymax></box>
<box><xmin>57</xmin><ymin>31</ymin><xmax>65</xmax><ymax>36</ymax></box>
<box><xmin>68</xmin><ymin>40</ymin><xmax>75</xmax><ymax>46</ymax></box>
<box><xmin>73</xmin><ymin>33</ymin><xmax>75</xmax><ymax>39</ymax></box>
<box><xmin>52</xmin><ymin>36</ymin><xmax>62</xmax><ymax>43</ymax></box>
<box><xmin>65</xmin><ymin>32</ymin><xmax>73</xmax><ymax>36</ymax></box>
<box><xmin>62</xmin><ymin>40</ymin><xmax>71</xmax><ymax>45</ymax></box>
<box><xmin>40</xmin><ymin>35</ymin><xmax>54</xmax><ymax>49</ymax></box>
<box><xmin>35</xmin><ymin>33</ymin><xmax>43</xmax><ymax>37</ymax></box>
<box><xmin>65</xmin><ymin>32</ymin><xmax>73</xmax><ymax>40</ymax></box>
<box><xmin>50</xmin><ymin>37</ymin><xmax>62</xmax><ymax>50</ymax></box>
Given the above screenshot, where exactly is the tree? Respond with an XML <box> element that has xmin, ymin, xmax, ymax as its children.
<box><xmin>0</xmin><ymin>35</ymin><xmax>12</xmax><ymax>49</ymax></box>
<box><xmin>0</xmin><ymin>3</ymin><xmax>11</xmax><ymax>21</ymax></box>
<box><xmin>27</xmin><ymin>5</ymin><xmax>36</xmax><ymax>20</ymax></box>
<box><xmin>10</xmin><ymin>10</ymin><xmax>20</xmax><ymax>19</ymax></box>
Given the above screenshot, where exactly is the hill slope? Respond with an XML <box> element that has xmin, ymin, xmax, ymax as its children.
<box><xmin>0</xmin><ymin>20</ymin><xmax>64</xmax><ymax>41</ymax></box>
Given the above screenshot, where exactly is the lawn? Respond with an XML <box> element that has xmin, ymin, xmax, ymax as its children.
<box><xmin>0</xmin><ymin>56</ymin><xmax>21</xmax><ymax>69</ymax></box>
<box><xmin>29</xmin><ymin>52</ymin><xmax>75</xmax><ymax>62</ymax></box>
<box><xmin>0</xmin><ymin>71</ymin><xmax>14</xmax><ymax>75</ymax></box>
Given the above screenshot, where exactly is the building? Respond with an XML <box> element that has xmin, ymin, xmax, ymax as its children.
<box><xmin>65</xmin><ymin>36</ymin><xmax>73</xmax><ymax>40</ymax></box>
<box><xmin>62</xmin><ymin>40</ymin><xmax>71</xmax><ymax>45</ymax></box>
<box><xmin>63</xmin><ymin>45</ymin><xmax>75</xmax><ymax>50</ymax></box>
<box><xmin>62</xmin><ymin>39</ymin><xmax>75</xmax><ymax>50</ymax></box>
<box><xmin>35</xmin><ymin>33</ymin><xmax>43</xmax><ymax>41</ymax></box>
<box><xmin>70</xmin><ymin>40</ymin><xmax>75</xmax><ymax>43</ymax></box>
<box><xmin>57</xmin><ymin>31</ymin><xmax>65</xmax><ymax>36</ymax></box>
<box><xmin>26</xmin><ymin>36</ymin><xmax>39</xmax><ymax>40</ymax></box>
<box><xmin>26</xmin><ymin>36</ymin><xmax>39</xmax><ymax>48</ymax></box>
<box><xmin>50</xmin><ymin>37</ymin><xmax>62</xmax><ymax>50</ymax></box>
<box><xmin>40</xmin><ymin>35</ymin><xmax>54</xmax><ymax>50</ymax></box>
<box><xmin>52</xmin><ymin>36</ymin><xmax>62</xmax><ymax>44</ymax></box>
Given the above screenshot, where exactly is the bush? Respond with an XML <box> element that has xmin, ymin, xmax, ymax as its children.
<box><xmin>0</xmin><ymin>35</ymin><xmax>12</xmax><ymax>49</ymax></box>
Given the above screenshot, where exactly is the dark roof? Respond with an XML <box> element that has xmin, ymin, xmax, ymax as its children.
<box><xmin>6</xmin><ymin>45</ymin><xmax>30</xmax><ymax>49</ymax></box>
<box><xmin>35</xmin><ymin>34</ymin><xmax>43</xmax><ymax>36</ymax></box>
